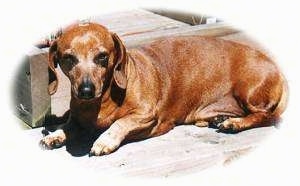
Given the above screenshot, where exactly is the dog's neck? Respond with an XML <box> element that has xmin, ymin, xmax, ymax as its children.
<box><xmin>95</xmin><ymin>54</ymin><xmax>136</xmax><ymax>128</ymax></box>
<box><xmin>70</xmin><ymin>82</ymin><xmax>125</xmax><ymax>129</ymax></box>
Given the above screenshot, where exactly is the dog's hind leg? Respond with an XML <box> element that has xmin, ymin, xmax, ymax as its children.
<box><xmin>217</xmin><ymin>71</ymin><xmax>286</xmax><ymax>133</ymax></box>
<box><xmin>190</xmin><ymin>94</ymin><xmax>245</xmax><ymax>128</ymax></box>
<box><xmin>217</xmin><ymin>112</ymin><xmax>273</xmax><ymax>133</ymax></box>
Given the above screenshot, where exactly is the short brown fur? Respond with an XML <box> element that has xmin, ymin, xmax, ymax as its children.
<box><xmin>41</xmin><ymin>23</ymin><xmax>288</xmax><ymax>156</ymax></box>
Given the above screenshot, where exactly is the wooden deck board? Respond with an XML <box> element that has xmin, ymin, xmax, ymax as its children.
<box><xmin>41</xmin><ymin>31</ymin><xmax>276</xmax><ymax>177</ymax></box>
<box><xmin>92</xmin><ymin>9</ymin><xmax>189</xmax><ymax>36</ymax></box>
<box><xmin>27</xmin><ymin>125</ymin><xmax>276</xmax><ymax>177</ymax></box>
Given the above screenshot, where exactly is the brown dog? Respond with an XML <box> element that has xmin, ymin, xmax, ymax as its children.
<box><xmin>40</xmin><ymin>22</ymin><xmax>288</xmax><ymax>156</ymax></box>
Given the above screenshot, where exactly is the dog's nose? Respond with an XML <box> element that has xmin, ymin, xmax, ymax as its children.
<box><xmin>78</xmin><ymin>76</ymin><xmax>95</xmax><ymax>100</ymax></box>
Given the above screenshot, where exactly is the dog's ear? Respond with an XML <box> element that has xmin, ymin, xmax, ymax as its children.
<box><xmin>48</xmin><ymin>41</ymin><xmax>59</xmax><ymax>95</ymax></box>
<box><xmin>111</xmin><ymin>33</ymin><xmax>127</xmax><ymax>89</ymax></box>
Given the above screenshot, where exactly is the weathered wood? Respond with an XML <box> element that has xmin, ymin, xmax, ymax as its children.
<box><xmin>91</xmin><ymin>9</ymin><xmax>189</xmax><ymax>36</ymax></box>
<box><xmin>39</xmin><ymin>32</ymin><xmax>274</xmax><ymax>176</ymax></box>
<box><xmin>26</xmin><ymin>125</ymin><xmax>276</xmax><ymax>177</ymax></box>
<box><xmin>13</xmin><ymin>47</ymin><xmax>50</xmax><ymax>127</ymax></box>
<box><xmin>149</xmin><ymin>9</ymin><xmax>215</xmax><ymax>25</ymax></box>
<box><xmin>124</xmin><ymin>22</ymin><xmax>239</xmax><ymax>48</ymax></box>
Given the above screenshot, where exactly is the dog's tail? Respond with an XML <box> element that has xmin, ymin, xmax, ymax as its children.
<box><xmin>272</xmin><ymin>73</ymin><xmax>289</xmax><ymax>118</ymax></box>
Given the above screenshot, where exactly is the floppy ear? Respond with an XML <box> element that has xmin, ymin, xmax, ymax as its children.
<box><xmin>111</xmin><ymin>33</ymin><xmax>127</xmax><ymax>89</ymax></box>
<box><xmin>48</xmin><ymin>41</ymin><xmax>59</xmax><ymax>95</ymax></box>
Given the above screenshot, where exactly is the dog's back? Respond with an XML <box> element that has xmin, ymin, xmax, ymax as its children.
<box><xmin>128</xmin><ymin>36</ymin><xmax>287</xmax><ymax>134</ymax></box>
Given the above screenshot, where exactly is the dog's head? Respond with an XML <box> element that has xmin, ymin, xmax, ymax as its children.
<box><xmin>48</xmin><ymin>22</ymin><xmax>127</xmax><ymax>100</ymax></box>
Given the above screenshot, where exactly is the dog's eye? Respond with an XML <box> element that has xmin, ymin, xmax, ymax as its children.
<box><xmin>61</xmin><ymin>54</ymin><xmax>78</xmax><ymax>67</ymax></box>
<box><xmin>94</xmin><ymin>52</ymin><xmax>109</xmax><ymax>67</ymax></box>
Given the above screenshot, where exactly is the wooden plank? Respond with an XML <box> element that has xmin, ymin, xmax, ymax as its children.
<box><xmin>149</xmin><ymin>9</ymin><xmax>213</xmax><ymax>25</ymax></box>
<box><xmin>123</xmin><ymin>22</ymin><xmax>239</xmax><ymax>48</ymax></box>
<box><xmin>91</xmin><ymin>9</ymin><xmax>189</xmax><ymax>36</ymax></box>
<box><xmin>14</xmin><ymin>47</ymin><xmax>51</xmax><ymax>127</ymax></box>
<box><xmin>27</xmin><ymin>125</ymin><xmax>276</xmax><ymax>177</ymax></box>
<box><xmin>13</xmin><ymin>57</ymin><xmax>32</xmax><ymax>125</ymax></box>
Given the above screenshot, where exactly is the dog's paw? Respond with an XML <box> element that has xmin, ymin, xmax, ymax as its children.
<box><xmin>208</xmin><ymin>115</ymin><xmax>230</xmax><ymax>129</ymax></box>
<box><xmin>195</xmin><ymin>121</ymin><xmax>209</xmax><ymax>127</ymax></box>
<box><xmin>89</xmin><ymin>134</ymin><xmax>121</xmax><ymax>156</ymax></box>
<box><xmin>217</xmin><ymin>118</ymin><xmax>244</xmax><ymax>133</ymax></box>
<box><xmin>39</xmin><ymin>129</ymin><xmax>66</xmax><ymax>150</ymax></box>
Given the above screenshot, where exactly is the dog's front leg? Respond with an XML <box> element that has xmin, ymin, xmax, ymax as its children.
<box><xmin>40</xmin><ymin>128</ymin><xmax>67</xmax><ymax>149</ymax></box>
<box><xmin>39</xmin><ymin>116</ymin><xmax>73</xmax><ymax>150</ymax></box>
<box><xmin>90</xmin><ymin>115</ymin><xmax>154</xmax><ymax>156</ymax></box>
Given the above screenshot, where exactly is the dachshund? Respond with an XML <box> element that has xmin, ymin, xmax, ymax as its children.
<box><xmin>40</xmin><ymin>22</ymin><xmax>288</xmax><ymax>156</ymax></box>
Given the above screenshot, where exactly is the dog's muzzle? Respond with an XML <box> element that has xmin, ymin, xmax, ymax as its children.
<box><xmin>78</xmin><ymin>76</ymin><xmax>95</xmax><ymax>100</ymax></box>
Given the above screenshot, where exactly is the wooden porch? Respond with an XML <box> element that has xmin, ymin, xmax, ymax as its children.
<box><xmin>18</xmin><ymin>9</ymin><xmax>276</xmax><ymax>177</ymax></box>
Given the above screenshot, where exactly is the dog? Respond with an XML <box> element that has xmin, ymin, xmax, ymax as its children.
<box><xmin>40</xmin><ymin>22</ymin><xmax>288</xmax><ymax>156</ymax></box>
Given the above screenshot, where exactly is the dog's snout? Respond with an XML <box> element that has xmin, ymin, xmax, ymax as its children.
<box><xmin>78</xmin><ymin>76</ymin><xmax>95</xmax><ymax>100</ymax></box>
